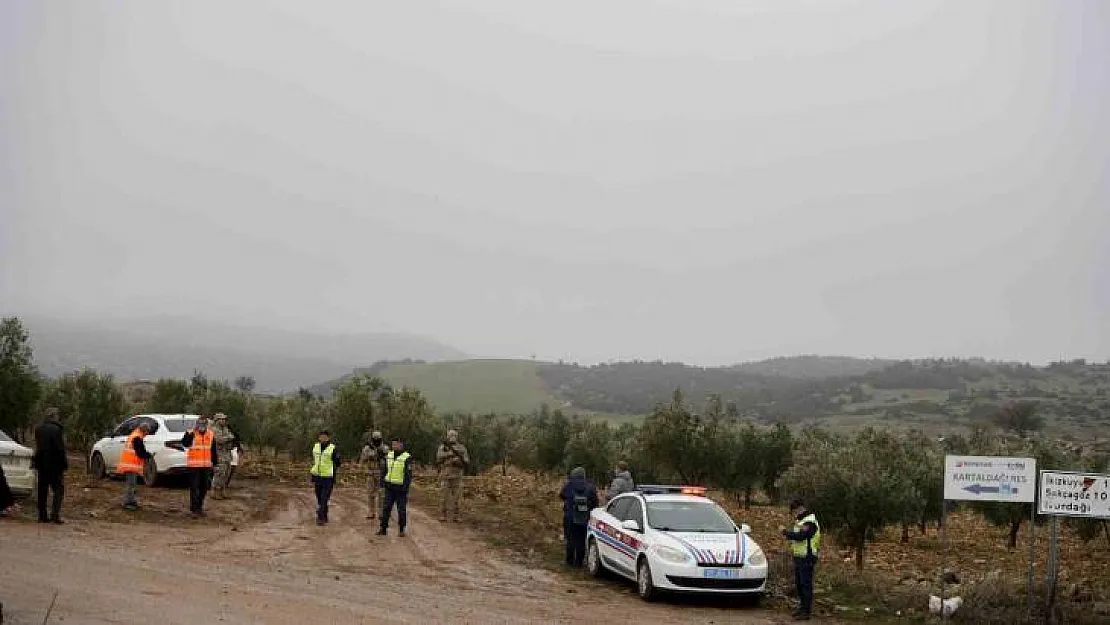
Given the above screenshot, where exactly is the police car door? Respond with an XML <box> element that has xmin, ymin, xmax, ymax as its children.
<box><xmin>598</xmin><ymin>496</ymin><xmax>637</xmax><ymax>577</ymax></box>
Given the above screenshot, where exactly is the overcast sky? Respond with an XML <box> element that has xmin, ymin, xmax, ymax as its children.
<box><xmin>2</xmin><ymin>0</ymin><xmax>1107</xmax><ymax>365</ymax></box>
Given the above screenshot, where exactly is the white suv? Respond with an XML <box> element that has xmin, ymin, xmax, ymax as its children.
<box><xmin>88</xmin><ymin>414</ymin><xmax>199</xmax><ymax>486</ymax></box>
<box><xmin>586</xmin><ymin>485</ymin><xmax>768</xmax><ymax>602</ymax></box>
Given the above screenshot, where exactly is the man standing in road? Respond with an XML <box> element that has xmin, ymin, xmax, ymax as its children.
<box><xmin>181</xmin><ymin>415</ymin><xmax>216</xmax><ymax>518</ymax></box>
<box><xmin>33</xmin><ymin>407</ymin><xmax>68</xmax><ymax>524</ymax></box>
<box><xmin>359</xmin><ymin>430</ymin><xmax>388</xmax><ymax>520</ymax></box>
<box><xmin>435</xmin><ymin>429</ymin><xmax>469</xmax><ymax>522</ymax></box>
<box><xmin>559</xmin><ymin>466</ymin><xmax>599</xmax><ymax>568</ymax></box>
<box><xmin>119</xmin><ymin>421</ymin><xmax>154</xmax><ymax>511</ymax></box>
<box><xmin>310</xmin><ymin>430</ymin><xmax>340</xmax><ymax>526</ymax></box>
<box><xmin>377</xmin><ymin>438</ymin><xmax>412</xmax><ymax>537</ymax></box>
<box><xmin>210</xmin><ymin>413</ymin><xmax>236</xmax><ymax>499</ymax></box>
<box><xmin>782</xmin><ymin>498</ymin><xmax>821</xmax><ymax>621</ymax></box>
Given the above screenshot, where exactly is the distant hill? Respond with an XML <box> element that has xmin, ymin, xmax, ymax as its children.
<box><xmin>730</xmin><ymin>355</ymin><xmax>894</xmax><ymax>379</ymax></box>
<box><xmin>23</xmin><ymin>316</ymin><xmax>468</xmax><ymax>393</ymax></box>
<box><xmin>309</xmin><ymin>356</ymin><xmax>895</xmax><ymax>415</ymax></box>
<box><xmin>306</xmin><ymin>356</ymin><xmax>1110</xmax><ymax>436</ymax></box>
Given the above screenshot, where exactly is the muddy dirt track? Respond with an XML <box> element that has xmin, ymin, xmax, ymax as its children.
<box><xmin>1</xmin><ymin>480</ymin><xmax>812</xmax><ymax>625</ymax></box>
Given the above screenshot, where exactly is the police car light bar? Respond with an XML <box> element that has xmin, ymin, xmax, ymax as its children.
<box><xmin>638</xmin><ymin>485</ymin><xmax>708</xmax><ymax>496</ymax></box>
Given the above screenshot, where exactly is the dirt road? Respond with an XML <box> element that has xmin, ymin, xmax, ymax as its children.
<box><xmin>1</xmin><ymin>482</ymin><xmax>803</xmax><ymax>624</ymax></box>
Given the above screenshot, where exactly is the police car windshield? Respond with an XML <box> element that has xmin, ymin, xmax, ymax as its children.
<box><xmin>647</xmin><ymin>501</ymin><xmax>736</xmax><ymax>533</ymax></box>
<box><xmin>162</xmin><ymin>417</ymin><xmax>198</xmax><ymax>433</ymax></box>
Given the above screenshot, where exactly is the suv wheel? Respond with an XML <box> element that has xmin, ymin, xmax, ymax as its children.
<box><xmin>89</xmin><ymin>453</ymin><xmax>106</xmax><ymax>479</ymax></box>
<box><xmin>142</xmin><ymin>458</ymin><xmax>158</xmax><ymax>487</ymax></box>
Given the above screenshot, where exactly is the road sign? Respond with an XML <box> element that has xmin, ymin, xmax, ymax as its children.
<box><xmin>1038</xmin><ymin>471</ymin><xmax>1110</xmax><ymax>518</ymax></box>
<box><xmin>944</xmin><ymin>455</ymin><xmax>1036</xmax><ymax>503</ymax></box>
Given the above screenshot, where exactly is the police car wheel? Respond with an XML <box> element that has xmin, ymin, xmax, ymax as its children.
<box><xmin>637</xmin><ymin>558</ymin><xmax>656</xmax><ymax>601</ymax></box>
<box><xmin>586</xmin><ymin>540</ymin><xmax>604</xmax><ymax>578</ymax></box>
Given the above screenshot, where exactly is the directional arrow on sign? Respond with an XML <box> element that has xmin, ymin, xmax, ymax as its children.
<box><xmin>964</xmin><ymin>484</ymin><xmax>1000</xmax><ymax>495</ymax></box>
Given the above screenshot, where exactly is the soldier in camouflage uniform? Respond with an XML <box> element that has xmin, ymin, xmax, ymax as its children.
<box><xmin>210</xmin><ymin>413</ymin><xmax>236</xmax><ymax>499</ymax></box>
<box><xmin>435</xmin><ymin>429</ymin><xmax>469</xmax><ymax>522</ymax></box>
<box><xmin>359</xmin><ymin>430</ymin><xmax>389</xmax><ymax>519</ymax></box>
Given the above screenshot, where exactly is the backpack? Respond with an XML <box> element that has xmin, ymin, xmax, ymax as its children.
<box><xmin>571</xmin><ymin>488</ymin><xmax>591</xmax><ymax>525</ymax></box>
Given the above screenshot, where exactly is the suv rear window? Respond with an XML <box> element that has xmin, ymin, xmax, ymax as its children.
<box><xmin>162</xmin><ymin>417</ymin><xmax>198</xmax><ymax>433</ymax></box>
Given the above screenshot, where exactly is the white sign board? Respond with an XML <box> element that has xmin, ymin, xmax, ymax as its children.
<box><xmin>944</xmin><ymin>455</ymin><xmax>1036</xmax><ymax>503</ymax></box>
<box><xmin>1038</xmin><ymin>471</ymin><xmax>1110</xmax><ymax>518</ymax></box>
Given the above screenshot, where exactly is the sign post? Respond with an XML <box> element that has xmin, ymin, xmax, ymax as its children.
<box><xmin>943</xmin><ymin>455</ymin><xmax>1037</xmax><ymax>618</ymax></box>
<box><xmin>1037</xmin><ymin>470</ymin><xmax>1110</xmax><ymax>623</ymax></box>
<box><xmin>1038</xmin><ymin>471</ymin><xmax>1110</xmax><ymax>519</ymax></box>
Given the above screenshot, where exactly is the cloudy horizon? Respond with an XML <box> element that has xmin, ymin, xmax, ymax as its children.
<box><xmin>3</xmin><ymin>1</ymin><xmax>1108</xmax><ymax>367</ymax></box>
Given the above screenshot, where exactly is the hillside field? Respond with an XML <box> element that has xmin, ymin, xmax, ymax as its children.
<box><xmin>378</xmin><ymin>359</ymin><xmax>565</xmax><ymax>415</ymax></box>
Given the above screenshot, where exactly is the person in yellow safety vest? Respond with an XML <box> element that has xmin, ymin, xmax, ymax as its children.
<box><xmin>118</xmin><ymin>421</ymin><xmax>154</xmax><ymax>511</ymax></box>
<box><xmin>376</xmin><ymin>439</ymin><xmax>412</xmax><ymax>537</ymax></box>
<box><xmin>181</xmin><ymin>415</ymin><xmax>216</xmax><ymax>518</ymax></box>
<box><xmin>309</xmin><ymin>430</ymin><xmax>341</xmax><ymax>526</ymax></box>
<box><xmin>781</xmin><ymin>498</ymin><xmax>821</xmax><ymax>621</ymax></box>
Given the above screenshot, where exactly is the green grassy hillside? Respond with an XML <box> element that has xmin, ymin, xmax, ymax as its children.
<box><xmin>379</xmin><ymin>359</ymin><xmax>565</xmax><ymax>415</ymax></box>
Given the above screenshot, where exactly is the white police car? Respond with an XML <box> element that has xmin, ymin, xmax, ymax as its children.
<box><xmin>586</xmin><ymin>485</ymin><xmax>768</xmax><ymax>602</ymax></box>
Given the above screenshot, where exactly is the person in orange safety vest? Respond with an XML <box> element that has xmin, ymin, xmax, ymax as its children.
<box><xmin>118</xmin><ymin>421</ymin><xmax>154</xmax><ymax>511</ymax></box>
<box><xmin>181</xmin><ymin>415</ymin><xmax>217</xmax><ymax>518</ymax></box>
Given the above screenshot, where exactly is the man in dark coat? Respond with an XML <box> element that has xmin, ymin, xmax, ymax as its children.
<box><xmin>559</xmin><ymin>466</ymin><xmax>599</xmax><ymax>567</ymax></box>
<box><xmin>33</xmin><ymin>407</ymin><xmax>68</xmax><ymax>524</ymax></box>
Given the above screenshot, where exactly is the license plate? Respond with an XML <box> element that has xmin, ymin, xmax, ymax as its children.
<box><xmin>704</xmin><ymin>568</ymin><xmax>742</xmax><ymax>579</ymax></box>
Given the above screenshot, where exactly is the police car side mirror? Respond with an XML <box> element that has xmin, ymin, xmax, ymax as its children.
<box><xmin>621</xmin><ymin>519</ymin><xmax>642</xmax><ymax>533</ymax></box>
<box><xmin>740</xmin><ymin>523</ymin><xmax>752</xmax><ymax>534</ymax></box>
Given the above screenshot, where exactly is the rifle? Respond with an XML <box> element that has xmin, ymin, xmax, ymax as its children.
<box><xmin>443</xmin><ymin>442</ymin><xmax>469</xmax><ymax>468</ymax></box>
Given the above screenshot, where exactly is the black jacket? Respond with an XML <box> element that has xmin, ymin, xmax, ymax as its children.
<box><xmin>33</xmin><ymin>420</ymin><xmax>68</xmax><ymax>473</ymax></box>
<box><xmin>181</xmin><ymin>430</ymin><xmax>219</xmax><ymax>467</ymax></box>
<box><xmin>131</xmin><ymin>436</ymin><xmax>153</xmax><ymax>461</ymax></box>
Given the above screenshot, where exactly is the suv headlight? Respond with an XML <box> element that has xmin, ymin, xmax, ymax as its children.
<box><xmin>651</xmin><ymin>545</ymin><xmax>691</xmax><ymax>564</ymax></box>
<box><xmin>747</xmin><ymin>547</ymin><xmax>766</xmax><ymax>567</ymax></box>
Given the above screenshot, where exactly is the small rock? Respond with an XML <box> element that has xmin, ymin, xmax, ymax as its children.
<box><xmin>565</xmin><ymin>588</ymin><xmax>576</xmax><ymax>594</ymax></box>
<box><xmin>973</xmin><ymin>558</ymin><xmax>986</xmax><ymax>565</ymax></box>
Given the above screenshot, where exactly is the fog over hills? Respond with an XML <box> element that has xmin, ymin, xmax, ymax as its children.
<box><xmin>22</xmin><ymin>316</ymin><xmax>468</xmax><ymax>393</ymax></box>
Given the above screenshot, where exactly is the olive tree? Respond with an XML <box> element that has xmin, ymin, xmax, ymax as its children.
<box><xmin>970</xmin><ymin>433</ymin><xmax>1064</xmax><ymax>548</ymax></box>
<box><xmin>0</xmin><ymin>317</ymin><xmax>42</xmax><ymax>440</ymax></box>
<box><xmin>780</xmin><ymin>427</ymin><xmax>919</xmax><ymax>569</ymax></box>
